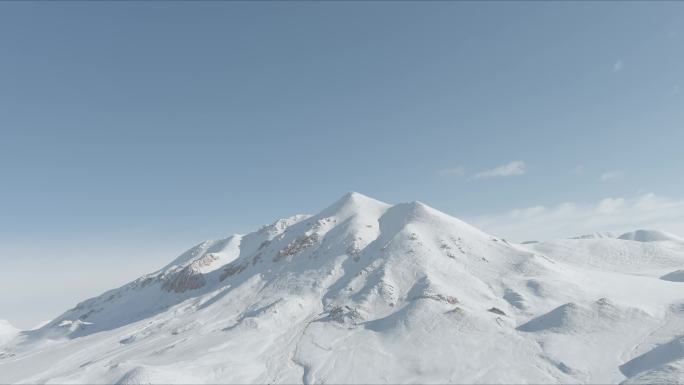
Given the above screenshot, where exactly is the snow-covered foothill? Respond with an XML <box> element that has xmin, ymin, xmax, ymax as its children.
<box><xmin>618</xmin><ymin>229</ymin><xmax>684</xmax><ymax>243</ymax></box>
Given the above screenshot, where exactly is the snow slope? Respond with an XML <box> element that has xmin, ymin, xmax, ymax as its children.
<box><xmin>0</xmin><ymin>193</ymin><xmax>682</xmax><ymax>384</ymax></box>
<box><xmin>0</xmin><ymin>320</ymin><xmax>18</xmax><ymax>347</ymax></box>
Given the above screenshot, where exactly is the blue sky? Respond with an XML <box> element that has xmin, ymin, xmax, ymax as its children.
<box><xmin>1</xmin><ymin>2</ymin><xmax>683</xmax><ymax>328</ymax></box>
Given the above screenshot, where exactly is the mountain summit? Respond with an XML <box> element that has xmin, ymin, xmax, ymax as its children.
<box><xmin>1</xmin><ymin>193</ymin><xmax>683</xmax><ymax>384</ymax></box>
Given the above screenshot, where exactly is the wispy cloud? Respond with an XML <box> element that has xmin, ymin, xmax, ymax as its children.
<box><xmin>470</xmin><ymin>193</ymin><xmax>684</xmax><ymax>242</ymax></box>
<box><xmin>436</xmin><ymin>166</ymin><xmax>466</xmax><ymax>177</ymax></box>
<box><xmin>596</xmin><ymin>197</ymin><xmax>625</xmax><ymax>213</ymax></box>
<box><xmin>475</xmin><ymin>161</ymin><xmax>526</xmax><ymax>179</ymax></box>
<box><xmin>599</xmin><ymin>170</ymin><xmax>624</xmax><ymax>182</ymax></box>
<box><xmin>572</xmin><ymin>165</ymin><xmax>584</xmax><ymax>176</ymax></box>
<box><xmin>613</xmin><ymin>59</ymin><xmax>623</xmax><ymax>72</ymax></box>
<box><xmin>671</xmin><ymin>85</ymin><xmax>681</xmax><ymax>96</ymax></box>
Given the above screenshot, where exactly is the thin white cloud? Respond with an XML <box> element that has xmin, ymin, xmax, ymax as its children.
<box><xmin>596</xmin><ymin>197</ymin><xmax>625</xmax><ymax>214</ymax></box>
<box><xmin>599</xmin><ymin>170</ymin><xmax>624</xmax><ymax>182</ymax></box>
<box><xmin>436</xmin><ymin>166</ymin><xmax>466</xmax><ymax>177</ymax></box>
<box><xmin>470</xmin><ymin>193</ymin><xmax>684</xmax><ymax>242</ymax></box>
<box><xmin>572</xmin><ymin>165</ymin><xmax>584</xmax><ymax>176</ymax></box>
<box><xmin>475</xmin><ymin>161</ymin><xmax>526</xmax><ymax>179</ymax></box>
<box><xmin>613</xmin><ymin>59</ymin><xmax>623</xmax><ymax>72</ymax></box>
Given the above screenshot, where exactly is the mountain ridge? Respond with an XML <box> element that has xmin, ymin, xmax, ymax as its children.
<box><xmin>1</xmin><ymin>192</ymin><xmax>683</xmax><ymax>384</ymax></box>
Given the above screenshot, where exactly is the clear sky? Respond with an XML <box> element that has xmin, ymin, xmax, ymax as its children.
<box><xmin>1</xmin><ymin>2</ymin><xmax>683</xmax><ymax>328</ymax></box>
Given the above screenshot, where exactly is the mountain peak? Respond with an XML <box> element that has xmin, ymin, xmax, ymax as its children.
<box><xmin>343</xmin><ymin>191</ymin><xmax>369</xmax><ymax>200</ymax></box>
<box><xmin>318</xmin><ymin>191</ymin><xmax>391</xmax><ymax>219</ymax></box>
<box><xmin>338</xmin><ymin>191</ymin><xmax>384</xmax><ymax>206</ymax></box>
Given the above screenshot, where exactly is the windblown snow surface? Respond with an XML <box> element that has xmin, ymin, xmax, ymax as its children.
<box><xmin>1</xmin><ymin>193</ymin><xmax>682</xmax><ymax>384</ymax></box>
<box><xmin>0</xmin><ymin>321</ymin><xmax>18</xmax><ymax>347</ymax></box>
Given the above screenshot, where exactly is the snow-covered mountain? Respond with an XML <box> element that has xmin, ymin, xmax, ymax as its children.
<box><xmin>1</xmin><ymin>192</ymin><xmax>682</xmax><ymax>384</ymax></box>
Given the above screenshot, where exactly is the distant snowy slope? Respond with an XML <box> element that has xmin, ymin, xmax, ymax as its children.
<box><xmin>572</xmin><ymin>231</ymin><xmax>620</xmax><ymax>240</ymax></box>
<box><xmin>618</xmin><ymin>229</ymin><xmax>684</xmax><ymax>243</ymax></box>
<box><xmin>0</xmin><ymin>193</ymin><xmax>682</xmax><ymax>384</ymax></box>
<box><xmin>661</xmin><ymin>270</ymin><xmax>684</xmax><ymax>282</ymax></box>
<box><xmin>528</xmin><ymin>236</ymin><xmax>684</xmax><ymax>274</ymax></box>
<box><xmin>0</xmin><ymin>320</ymin><xmax>18</xmax><ymax>346</ymax></box>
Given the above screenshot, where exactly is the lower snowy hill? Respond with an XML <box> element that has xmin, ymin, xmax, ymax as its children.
<box><xmin>0</xmin><ymin>193</ymin><xmax>682</xmax><ymax>384</ymax></box>
<box><xmin>529</xmin><ymin>232</ymin><xmax>684</xmax><ymax>274</ymax></box>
